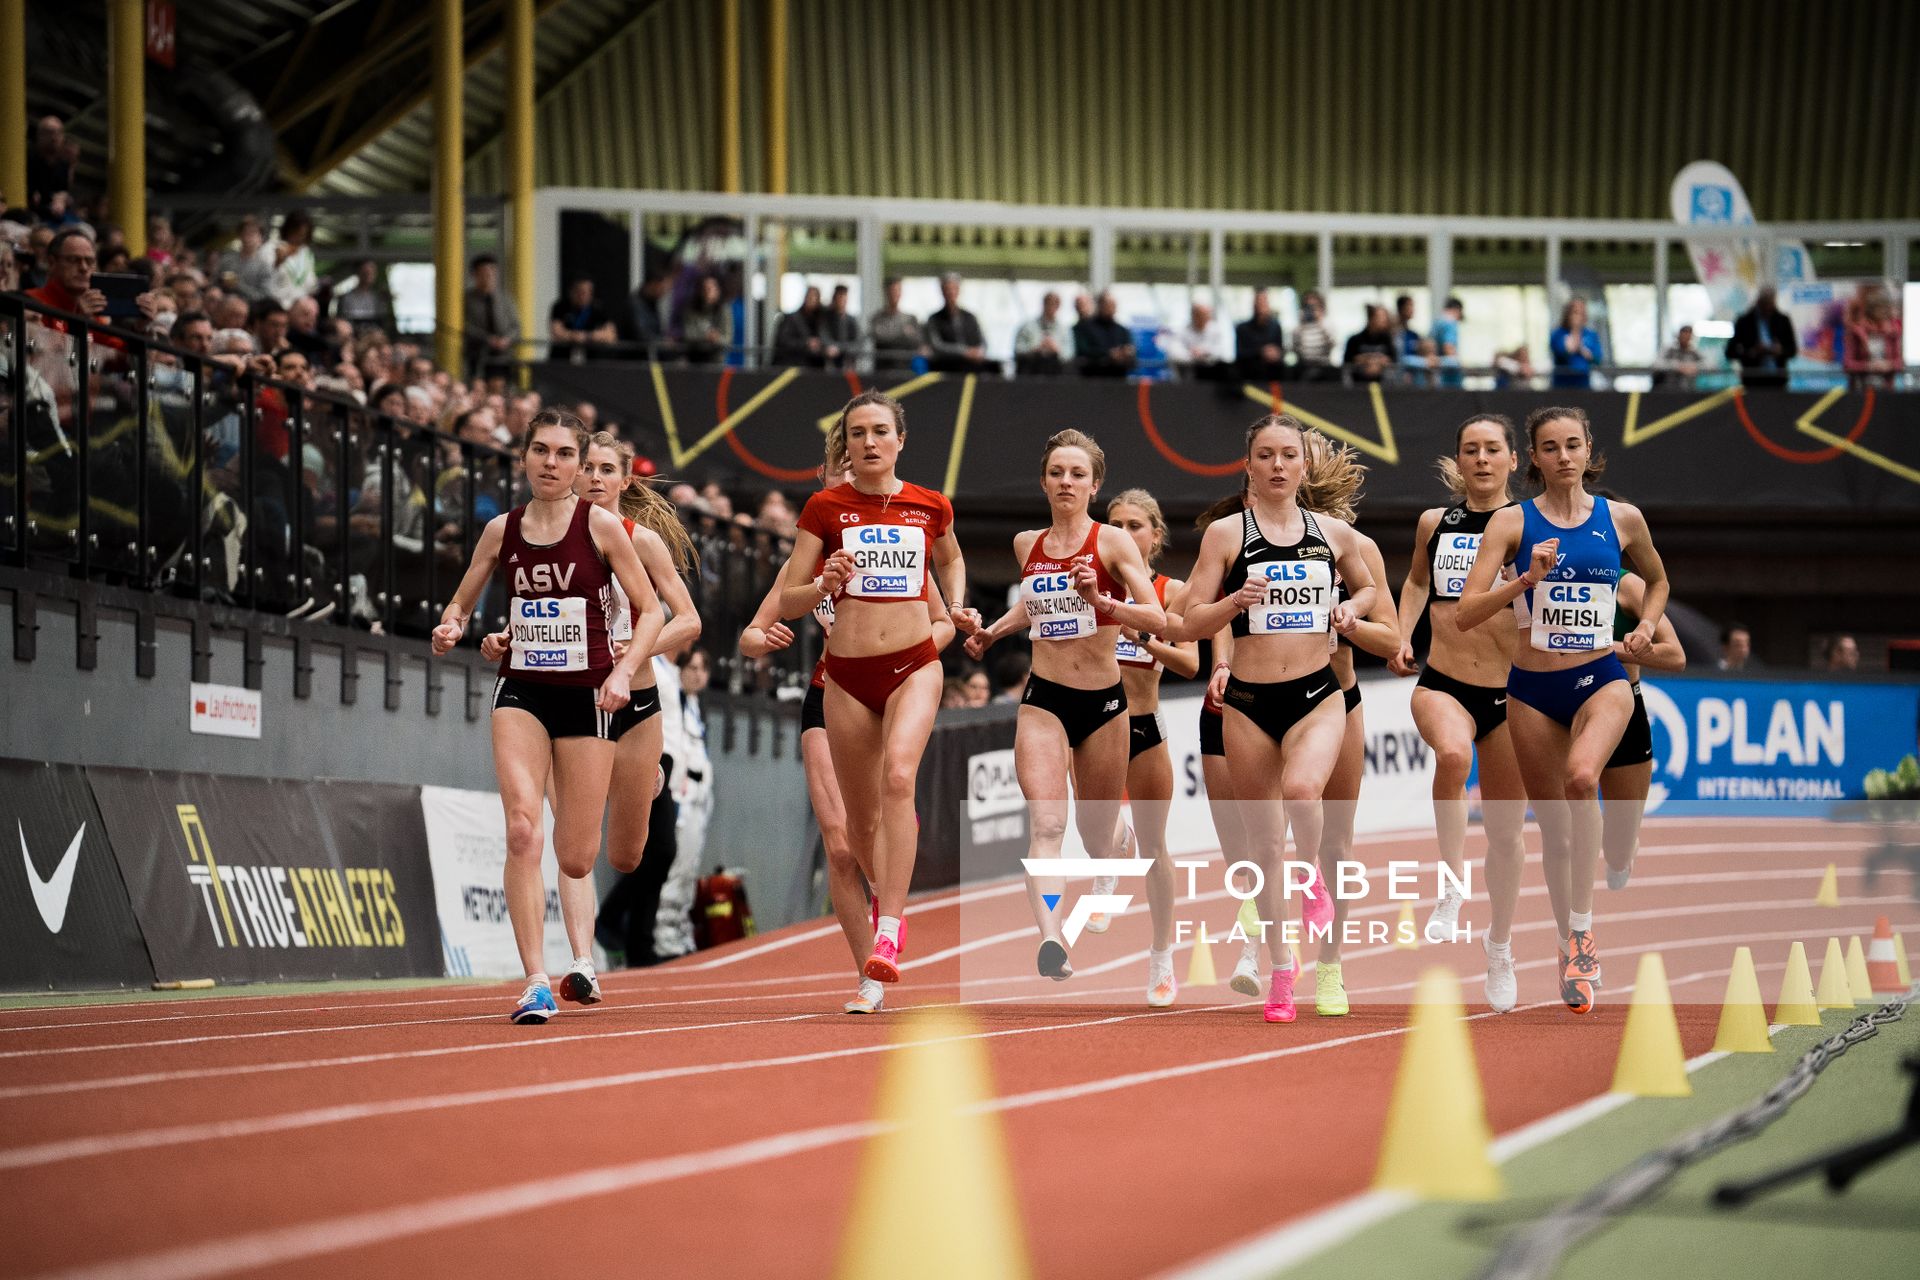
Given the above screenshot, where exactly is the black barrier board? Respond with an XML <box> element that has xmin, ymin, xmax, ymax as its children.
<box><xmin>538</xmin><ymin>364</ymin><xmax>1920</xmax><ymax>517</ymax></box>
<box><xmin>86</xmin><ymin>770</ymin><xmax>442</xmax><ymax>984</ymax></box>
<box><xmin>0</xmin><ymin>759</ymin><xmax>156</xmax><ymax>991</ymax></box>
<box><xmin>913</xmin><ymin>707</ymin><xmax>1024</xmax><ymax>891</ymax></box>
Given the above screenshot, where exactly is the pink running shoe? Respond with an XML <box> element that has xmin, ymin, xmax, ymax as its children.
<box><xmin>868</xmin><ymin>899</ymin><xmax>905</xmax><ymax>949</ymax></box>
<box><xmin>1299</xmin><ymin>869</ymin><xmax>1335</xmax><ymax>935</ymax></box>
<box><xmin>1264</xmin><ymin>966</ymin><xmax>1298</xmax><ymax>1023</ymax></box>
<box><xmin>864</xmin><ymin>934</ymin><xmax>902</xmax><ymax>983</ymax></box>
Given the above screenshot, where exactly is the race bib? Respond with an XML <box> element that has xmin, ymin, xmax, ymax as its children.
<box><xmin>1433</xmin><ymin>531</ymin><xmax>1481</xmax><ymax>598</ymax></box>
<box><xmin>510</xmin><ymin>595</ymin><xmax>589</xmax><ymax>672</ymax></box>
<box><xmin>1529</xmin><ymin>581</ymin><xmax>1616</xmax><ymax>652</ymax></box>
<box><xmin>1245</xmin><ymin>560</ymin><xmax>1332</xmax><ymax>635</ymax></box>
<box><xmin>1023</xmin><ymin>570</ymin><xmax>1098</xmax><ymax>640</ymax></box>
<box><xmin>811</xmin><ymin>591</ymin><xmax>836</xmax><ymax>631</ymax></box>
<box><xmin>842</xmin><ymin>524</ymin><xmax>927</xmax><ymax>599</ymax></box>
<box><xmin>1114</xmin><ymin>592</ymin><xmax>1159</xmax><ymax>667</ymax></box>
<box><xmin>606</xmin><ymin>580</ymin><xmax>633</xmax><ymax>644</ymax></box>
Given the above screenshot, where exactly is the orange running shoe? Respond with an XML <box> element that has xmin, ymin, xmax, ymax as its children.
<box><xmin>1562</xmin><ymin>929</ymin><xmax>1599</xmax><ymax>1014</ymax></box>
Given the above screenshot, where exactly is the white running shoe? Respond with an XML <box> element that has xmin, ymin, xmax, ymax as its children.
<box><xmin>1146</xmin><ymin>953</ymin><xmax>1177</xmax><ymax>1008</ymax></box>
<box><xmin>1084</xmin><ymin>874</ymin><xmax>1119</xmax><ymax>933</ymax></box>
<box><xmin>1483</xmin><ymin>935</ymin><xmax>1517</xmax><ymax>1013</ymax></box>
<box><xmin>558</xmin><ymin>958</ymin><xmax>602</xmax><ymax>1005</ymax></box>
<box><xmin>1229</xmin><ymin>939</ymin><xmax>1262</xmax><ymax>997</ymax></box>
<box><xmin>1425</xmin><ymin>889</ymin><xmax>1465</xmax><ymax>944</ymax></box>
<box><xmin>1605</xmin><ymin>860</ymin><xmax>1633</xmax><ymax>891</ymax></box>
<box><xmin>843</xmin><ymin>978</ymin><xmax>886</xmax><ymax>1014</ymax></box>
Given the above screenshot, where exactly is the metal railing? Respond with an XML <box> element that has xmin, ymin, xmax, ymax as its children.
<box><xmin>0</xmin><ymin>292</ymin><xmax>811</xmax><ymax>690</ymax></box>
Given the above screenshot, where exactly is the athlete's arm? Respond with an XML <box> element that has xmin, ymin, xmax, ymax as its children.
<box><xmin>737</xmin><ymin>580</ymin><xmax>795</xmax><ymax>659</ymax></box>
<box><xmin>1326</xmin><ymin>518</ymin><xmax>1378</xmax><ymax>637</ymax></box>
<box><xmin>1389</xmin><ymin>508</ymin><xmax>1442</xmax><ymax>675</ymax></box>
<box><xmin>931</xmin><ymin>523</ymin><xmax>968</xmax><ymax>621</ymax></box>
<box><xmin>778</xmin><ymin>527</ymin><xmax>847</xmax><ymax>620</ymax></box>
<box><xmin>1091</xmin><ymin>525</ymin><xmax>1168</xmax><ymax>633</ymax></box>
<box><xmin>1616</xmin><ymin>572</ymin><xmax>1685</xmax><ymax>672</ymax></box>
<box><xmin>1343</xmin><ymin>534</ymin><xmax>1403</xmax><ymax>660</ymax></box>
<box><xmin>635</xmin><ymin>527</ymin><xmax>702</xmax><ymax>658</ymax></box>
<box><xmin>1142</xmin><ymin>578</ymin><xmax>1201</xmax><ymax>678</ymax></box>
<box><xmin>593</xmin><ymin>506</ymin><xmax>663</xmax><ymax>706</ymax></box>
<box><xmin>1454</xmin><ymin>506</ymin><xmax>1539</xmax><ymax>632</ymax></box>
<box><xmin>1614</xmin><ymin>502</ymin><xmax>1669</xmax><ymax>662</ymax></box>
<box><xmin>927</xmin><ymin>578</ymin><xmax>958</xmax><ymax>653</ymax></box>
<box><xmin>965</xmin><ymin>532</ymin><xmax>1036</xmax><ymax>658</ymax></box>
<box><xmin>1165</xmin><ymin>518</ymin><xmax>1244</xmax><ymax>642</ymax></box>
<box><xmin>1208</xmin><ymin>625</ymin><xmax>1233</xmax><ymax>701</ymax></box>
<box><xmin>431</xmin><ymin>515</ymin><xmax>506</xmax><ymax>654</ymax></box>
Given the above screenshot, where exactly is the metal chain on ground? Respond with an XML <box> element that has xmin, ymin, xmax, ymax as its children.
<box><xmin>1475</xmin><ymin>984</ymin><xmax>1916</xmax><ymax>1280</ymax></box>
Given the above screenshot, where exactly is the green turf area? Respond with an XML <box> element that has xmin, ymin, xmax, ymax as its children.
<box><xmin>1288</xmin><ymin>1007</ymin><xmax>1920</xmax><ymax>1280</ymax></box>
<box><xmin>0</xmin><ymin>975</ymin><xmax>498</xmax><ymax>1010</ymax></box>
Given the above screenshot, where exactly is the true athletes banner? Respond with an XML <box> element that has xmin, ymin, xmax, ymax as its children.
<box><xmin>86</xmin><ymin>770</ymin><xmax>442</xmax><ymax>984</ymax></box>
<box><xmin>1636</xmin><ymin>674</ymin><xmax>1920</xmax><ymax>817</ymax></box>
<box><xmin>419</xmin><ymin>784</ymin><xmax>575</xmax><ymax>979</ymax></box>
<box><xmin>0</xmin><ymin>759</ymin><xmax>155</xmax><ymax>991</ymax></box>
<box><xmin>538</xmin><ymin>365</ymin><xmax>1920</xmax><ymax>518</ymax></box>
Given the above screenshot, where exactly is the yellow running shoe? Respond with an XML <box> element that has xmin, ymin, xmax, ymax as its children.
<box><xmin>1315</xmin><ymin>961</ymin><xmax>1349</xmax><ymax>1017</ymax></box>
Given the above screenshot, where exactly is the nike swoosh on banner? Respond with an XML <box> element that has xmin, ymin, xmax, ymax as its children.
<box><xmin>20</xmin><ymin>822</ymin><xmax>84</xmax><ymax>934</ymax></box>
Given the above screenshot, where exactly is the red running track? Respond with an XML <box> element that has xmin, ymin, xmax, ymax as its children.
<box><xmin>0</xmin><ymin>817</ymin><xmax>1913</xmax><ymax>1279</ymax></box>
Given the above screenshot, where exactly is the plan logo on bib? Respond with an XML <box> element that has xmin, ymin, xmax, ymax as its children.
<box><xmin>1021</xmin><ymin>857</ymin><xmax>1154</xmax><ymax>946</ymax></box>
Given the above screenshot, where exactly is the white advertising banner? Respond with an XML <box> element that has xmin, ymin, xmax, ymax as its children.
<box><xmin>420</xmin><ymin>784</ymin><xmax>573</xmax><ymax>978</ymax></box>
<box><xmin>188</xmin><ymin>682</ymin><xmax>262</xmax><ymax>739</ymax></box>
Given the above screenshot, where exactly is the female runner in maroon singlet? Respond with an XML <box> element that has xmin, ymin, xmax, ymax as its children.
<box><xmin>434</xmin><ymin>411</ymin><xmax>663</xmax><ymax>1024</ymax></box>
<box><xmin>773</xmin><ymin>391</ymin><xmax>969</xmax><ymax>985</ymax></box>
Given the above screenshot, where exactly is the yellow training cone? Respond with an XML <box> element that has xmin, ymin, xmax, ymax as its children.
<box><xmin>838</xmin><ymin>1011</ymin><xmax>1030</xmax><ymax>1280</ymax></box>
<box><xmin>1845</xmin><ymin>936</ymin><xmax>1873</xmax><ymax>1004</ymax></box>
<box><xmin>1611</xmin><ymin>952</ymin><xmax>1691</xmax><ymax>1097</ymax></box>
<box><xmin>1373</xmin><ymin>968</ymin><xmax>1503</xmax><ymax>1200</ymax></box>
<box><xmin>1896</xmin><ymin>932</ymin><xmax>1912</xmax><ymax>989</ymax></box>
<box><xmin>1712</xmin><ymin>947</ymin><xmax>1774</xmax><ymax>1053</ymax></box>
<box><xmin>1772</xmin><ymin>941</ymin><xmax>1821</xmax><ymax>1025</ymax></box>
<box><xmin>1812</xmin><ymin>863</ymin><xmax>1840</xmax><ymax>907</ymax></box>
<box><xmin>1395</xmin><ymin>902</ymin><xmax>1419</xmax><ymax>950</ymax></box>
<box><xmin>1815</xmin><ymin>938</ymin><xmax>1853</xmax><ymax>1010</ymax></box>
<box><xmin>1186</xmin><ymin>928</ymin><xmax>1218</xmax><ymax>988</ymax></box>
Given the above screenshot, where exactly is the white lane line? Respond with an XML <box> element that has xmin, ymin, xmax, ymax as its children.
<box><xmin>0</xmin><ymin>1013</ymin><xmax>501</xmax><ymax>1062</ymax></box>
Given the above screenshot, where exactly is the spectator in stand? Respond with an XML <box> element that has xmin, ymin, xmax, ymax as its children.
<box><xmin>26</xmin><ymin>228</ymin><xmax>105</xmax><ymax>323</ymax></box>
<box><xmin>868</xmin><ymin>276</ymin><xmax>926</xmax><ymax>372</ymax></box>
<box><xmin>26</xmin><ymin>116</ymin><xmax>78</xmax><ymax>220</ymax></box>
<box><xmin>1824</xmin><ymin>634</ymin><xmax>1859</xmax><ymax>672</ymax></box>
<box><xmin>463</xmin><ymin>253</ymin><xmax>521</xmax><ymax>380</ymax></box>
<box><xmin>1432</xmin><ymin>296</ymin><xmax>1464</xmax><ymax>387</ymax></box>
<box><xmin>165</xmin><ymin>271</ymin><xmax>202</xmax><ymax>315</ymax></box>
<box><xmin>211</xmin><ymin>291</ymin><xmax>251</xmax><ymax>333</ymax></box>
<box><xmin>285</xmin><ymin>295</ymin><xmax>334</xmax><ymax>364</ymax></box>
<box><xmin>1549</xmin><ymin>296</ymin><xmax>1604</xmax><ymax>389</ymax></box>
<box><xmin>962</xmin><ymin>666</ymin><xmax>991</xmax><ymax>707</ymax></box>
<box><xmin>1289</xmin><ymin>288</ymin><xmax>1337</xmax><ymax>380</ymax></box>
<box><xmin>0</xmin><ymin>236</ymin><xmax>16</xmax><ymax>295</ymax></box>
<box><xmin>99</xmin><ymin>244</ymin><xmax>131</xmax><ymax>274</ymax></box>
<box><xmin>1393</xmin><ymin>294</ymin><xmax>1421</xmax><ymax>361</ymax></box>
<box><xmin>1656</xmin><ymin>324</ymin><xmax>1703</xmax><ymax>389</ymax></box>
<box><xmin>274</xmin><ymin>348</ymin><xmax>314</xmax><ymax>391</ymax></box>
<box><xmin>941</xmin><ymin>677</ymin><xmax>971</xmax><ymax>709</ymax></box>
<box><xmin>1342</xmin><ymin>305</ymin><xmax>1396</xmax><ymax>382</ymax></box>
<box><xmin>993</xmin><ymin>649</ymin><xmax>1030</xmax><ymax>704</ymax></box>
<box><xmin>677</xmin><ymin>274</ymin><xmax>733</xmax><ymax>364</ymax></box>
<box><xmin>23</xmin><ymin>225</ymin><xmax>55</xmax><ymax>288</ymax></box>
<box><xmin>333</xmin><ymin>259</ymin><xmax>394</xmax><ymax>334</ymax></box>
<box><xmin>756</xmin><ymin>489</ymin><xmax>797</xmax><ymax>538</ymax></box>
<box><xmin>1726</xmin><ymin>286</ymin><xmax>1796</xmax><ymax>390</ymax></box>
<box><xmin>1074</xmin><ymin>290</ymin><xmax>1136</xmax><ymax>376</ymax></box>
<box><xmin>1160</xmin><ymin>300</ymin><xmax>1232</xmax><ymax>379</ymax></box>
<box><xmin>1014</xmin><ymin>290</ymin><xmax>1072</xmax><ymax>375</ymax></box>
<box><xmin>1844</xmin><ymin>285</ymin><xmax>1902</xmax><ymax>389</ymax></box>
<box><xmin>573</xmin><ymin>401</ymin><xmax>599</xmax><ymax>432</ymax></box>
<box><xmin>252</xmin><ymin>300</ymin><xmax>289</xmax><ymax>358</ymax></box>
<box><xmin>926</xmin><ymin>273</ymin><xmax>989</xmax><ymax>372</ymax></box>
<box><xmin>1400</xmin><ymin>335</ymin><xmax>1440</xmax><ymax>386</ymax></box>
<box><xmin>698</xmin><ymin>480</ymin><xmax>735</xmax><ymax>520</ymax></box>
<box><xmin>630</xmin><ymin>272</ymin><xmax>674</xmax><ymax>358</ymax></box>
<box><xmin>403</xmin><ymin>384</ymin><xmax>436</xmax><ymax>426</ymax></box>
<box><xmin>548</xmin><ymin>276</ymin><xmax>617</xmax><ymax>361</ymax></box>
<box><xmin>145</xmin><ymin>215</ymin><xmax>176</xmax><ymax>268</ymax></box>
<box><xmin>259</xmin><ymin>210</ymin><xmax>317</xmax><ymax>309</ymax></box>
<box><xmin>1717</xmin><ymin>622</ymin><xmax>1753</xmax><ymax>671</ymax></box>
<box><xmin>1235</xmin><ymin>287</ymin><xmax>1286</xmax><ymax>382</ymax></box>
<box><xmin>772</xmin><ymin>285</ymin><xmax>829</xmax><ymax>367</ymax></box>
<box><xmin>820</xmin><ymin>284</ymin><xmax>859</xmax><ymax>368</ymax></box>
<box><xmin>215</xmin><ymin>216</ymin><xmax>274</xmax><ymax>303</ymax></box>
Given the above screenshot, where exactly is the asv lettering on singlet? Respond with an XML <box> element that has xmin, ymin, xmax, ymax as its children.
<box><xmin>512</xmin><ymin>562</ymin><xmax>576</xmax><ymax>595</ymax></box>
<box><xmin>1246</xmin><ymin>560</ymin><xmax>1332</xmax><ymax>635</ymax></box>
<box><xmin>509</xmin><ymin>595</ymin><xmax>589</xmax><ymax>671</ymax></box>
<box><xmin>1531</xmin><ymin>581</ymin><xmax>1616</xmax><ymax>653</ymax></box>
<box><xmin>1023</xmin><ymin>570</ymin><xmax>1097</xmax><ymax>641</ymax></box>
<box><xmin>842</xmin><ymin>524</ymin><xmax>927</xmax><ymax>598</ymax></box>
<box><xmin>1433</xmin><ymin>531</ymin><xmax>1481</xmax><ymax>597</ymax></box>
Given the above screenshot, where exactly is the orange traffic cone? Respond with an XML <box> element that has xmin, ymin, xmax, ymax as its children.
<box><xmin>1866</xmin><ymin>917</ymin><xmax>1904</xmax><ymax>996</ymax></box>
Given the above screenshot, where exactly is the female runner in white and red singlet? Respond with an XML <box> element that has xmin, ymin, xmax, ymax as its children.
<box><xmin>775</xmin><ymin>391</ymin><xmax>968</xmax><ymax>985</ymax></box>
<box><xmin>434</xmin><ymin>410</ymin><xmax>663</xmax><ymax>1024</ymax></box>
<box><xmin>966</xmin><ymin>431</ymin><xmax>1167</xmax><ymax>997</ymax></box>
<box><xmin>741</xmin><ymin>465</ymin><xmax>955</xmax><ymax>1013</ymax></box>
<box><xmin>483</xmin><ymin>430</ymin><xmax>701</xmax><ymax>1002</ymax></box>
